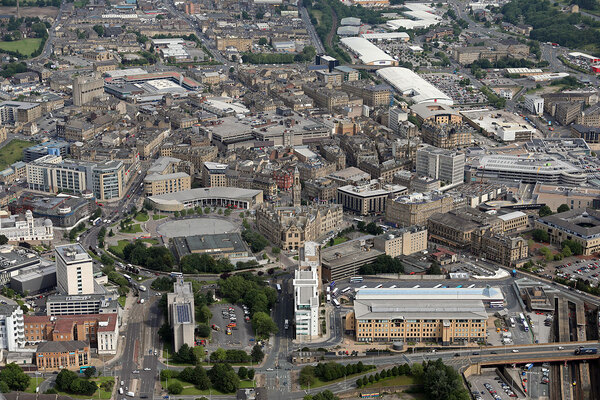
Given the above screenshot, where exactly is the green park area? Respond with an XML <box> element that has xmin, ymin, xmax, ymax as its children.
<box><xmin>0</xmin><ymin>139</ymin><xmax>34</xmax><ymax>170</ymax></box>
<box><xmin>0</xmin><ymin>38</ymin><xmax>42</xmax><ymax>57</ymax></box>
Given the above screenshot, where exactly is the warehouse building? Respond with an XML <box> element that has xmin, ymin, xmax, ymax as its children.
<box><xmin>171</xmin><ymin>233</ymin><xmax>250</xmax><ymax>260</ymax></box>
<box><xmin>340</xmin><ymin>37</ymin><xmax>398</xmax><ymax>66</ymax></box>
<box><xmin>345</xmin><ymin>287</ymin><xmax>503</xmax><ymax>344</ymax></box>
<box><xmin>377</xmin><ymin>67</ymin><xmax>453</xmax><ymax>105</ymax></box>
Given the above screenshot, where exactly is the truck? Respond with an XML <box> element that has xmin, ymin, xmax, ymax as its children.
<box><xmin>575</xmin><ymin>347</ymin><xmax>598</xmax><ymax>355</ymax></box>
<box><xmin>127</xmin><ymin>392</ymin><xmax>135</xmax><ymax>397</ymax></box>
<box><xmin>139</xmin><ymin>285</ymin><xmax>147</xmax><ymax>292</ymax></box>
<box><xmin>284</xmin><ymin>319</ymin><xmax>289</xmax><ymax>330</ymax></box>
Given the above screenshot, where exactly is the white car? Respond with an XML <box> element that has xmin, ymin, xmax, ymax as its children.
<box><xmin>144</xmin><ymin>368</ymin><xmax>151</xmax><ymax>371</ymax></box>
<box><xmin>132</xmin><ymin>370</ymin><xmax>140</xmax><ymax>374</ymax></box>
<box><xmin>266</xmin><ymin>368</ymin><xmax>274</xmax><ymax>371</ymax></box>
<box><xmin>558</xmin><ymin>346</ymin><xmax>565</xmax><ymax>350</ymax></box>
<box><xmin>511</xmin><ymin>349</ymin><xmax>519</xmax><ymax>353</ymax></box>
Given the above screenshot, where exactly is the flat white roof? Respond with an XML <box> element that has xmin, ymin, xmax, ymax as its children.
<box><xmin>355</xmin><ymin>286</ymin><xmax>504</xmax><ymax>301</ymax></box>
<box><xmin>498</xmin><ymin>211</ymin><xmax>526</xmax><ymax>221</ymax></box>
<box><xmin>360</xmin><ymin>32</ymin><xmax>409</xmax><ymax>41</ymax></box>
<box><xmin>340</xmin><ymin>37</ymin><xmax>396</xmax><ymax>65</ymax></box>
<box><xmin>376</xmin><ymin>67</ymin><xmax>453</xmax><ymax>105</ymax></box>
<box><xmin>106</xmin><ymin>68</ymin><xmax>147</xmax><ymax>78</ymax></box>
<box><xmin>385</xmin><ymin>3</ymin><xmax>441</xmax><ymax>30</ymax></box>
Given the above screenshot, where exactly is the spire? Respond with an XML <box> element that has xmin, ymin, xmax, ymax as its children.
<box><xmin>292</xmin><ymin>167</ymin><xmax>301</xmax><ymax>207</ymax></box>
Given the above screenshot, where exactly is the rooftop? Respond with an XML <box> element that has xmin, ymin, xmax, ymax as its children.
<box><xmin>377</xmin><ymin>67</ymin><xmax>453</xmax><ymax>105</ymax></box>
<box><xmin>55</xmin><ymin>244</ymin><xmax>90</xmax><ymax>264</ymax></box>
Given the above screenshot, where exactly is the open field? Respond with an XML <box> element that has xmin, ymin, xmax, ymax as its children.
<box><xmin>0</xmin><ymin>38</ymin><xmax>42</xmax><ymax>56</ymax></box>
<box><xmin>0</xmin><ymin>139</ymin><xmax>34</xmax><ymax>170</ymax></box>
<box><xmin>0</xmin><ymin>6</ymin><xmax>58</xmax><ymax>17</ymax></box>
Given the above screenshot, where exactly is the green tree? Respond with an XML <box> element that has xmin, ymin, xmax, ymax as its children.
<box><xmin>238</xmin><ymin>366</ymin><xmax>248</xmax><ymax>379</ymax></box>
<box><xmin>252</xmin><ymin>312</ymin><xmax>278</xmax><ymax>338</ymax></box>
<box><xmin>168</xmin><ymin>382</ymin><xmax>183</xmax><ymax>394</ymax></box>
<box><xmin>562</xmin><ymin>240</ymin><xmax>583</xmax><ymax>256</ymax></box>
<box><xmin>427</xmin><ymin>261</ymin><xmax>442</xmax><ymax>275</ymax></box>
<box><xmin>539</xmin><ymin>205</ymin><xmax>553</xmax><ymax>217</ymax></box>
<box><xmin>83</xmin><ymin>366</ymin><xmax>96</xmax><ymax>378</ymax></box>
<box><xmin>196</xmin><ymin>324</ymin><xmax>211</xmax><ymax>338</ymax></box>
<box><xmin>532</xmin><ymin>229</ymin><xmax>550</xmax><ymax>243</ymax></box>
<box><xmin>208</xmin><ymin>364</ymin><xmax>240</xmax><ymax>393</ymax></box>
<box><xmin>0</xmin><ymin>381</ymin><xmax>9</xmax><ymax>393</ymax></box>
<box><xmin>562</xmin><ymin>245</ymin><xmax>572</xmax><ymax>258</ymax></box>
<box><xmin>0</xmin><ymin>363</ymin><xmax>30</xmax><ymax>391</ymax></box>
<box><xmin>557</xmin><ymin>204</ymin><xmax>570</xmax><ymax>213</ymax></box>
<box><xmin>247</xmin><ymin>368</ymin><xmax>255</xmax><ymax>380</ymax></box>
<box><xmin>251</xmin><ymin>344</ymin><xmax>265</xmax><ymax>363</ymax></box>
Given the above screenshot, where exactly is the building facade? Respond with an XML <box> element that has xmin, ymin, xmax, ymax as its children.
<box><xmin>73</xmin><ymin>75</ymin><xmax>104</xmax><ymax>106</ymax></box>
<box><xmin>0</xmin><ymin>210</ymin><xmax>53</xmax><ymax>242</ymax></box>
<box><xmin>416</xmin><ymin>145</ymin><xmax>465</xmax><ymax>186</ymax></box>
<box><xmin>55</xmin><ymin>244</ymin><xmax>94</xmax><ymax>296</ymax></box>
<box><xmin>35</xmin><ymin>340</ymin><xmax>90</xmax><ymax>371</ymax></box>
<box><xmin>337</xmin><ymin>180</ymin><xmax>407</xmax><ymax>216</ymax></box>
<box><xmin>293</xmin><ymin>268</ymin><xmax>319</xmax><ymax>338</ymax></box>
<box><xmin>167</xmin><ymin>278</ymin><xmax>195</xmax><ymax>351</ymax></box>
<box><xmin>0</xmin><ymin>304</ymin><xmax>25</xmax><ymax>351</ymax></box>
<box><xmin>373</xmin><ymin>227</ymin><xmax>428</xmax><ymax>257</ymax></box>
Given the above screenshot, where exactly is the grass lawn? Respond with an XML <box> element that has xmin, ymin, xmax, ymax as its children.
<box><xmin>121</xmin><ymin>224</ymin><xmax>142</xmax><ymax>234</ymax></box>
<box><xmin>134</xmin><ymin>213</ymin><xmax>149</xmax><ymax>222</ymax></box>
<box><xmin>0</xmin><ymin>139</ymin><xmax>34</xmax><ymax>170</ymax></box>
<box><xmin>152</xmin><ymin>214</ymin><xmax>168</xmax><ymax>220</ymax></box>
<box><xmin>55</xmin><ymin>376</ymin><xmax>114</xmax><ymax>399</ymax></box>
<box><xmin>118</xmin><ymin>295</ymin><xmax>126</xmax><ymax>307</ymax></box>
<box><xmin>0</xmin><ymin>38</ymin><xmax>42</xmax><ymax>57</ymax></box>
<box><xmin>140</xmin><ymin>238</ymin><xmax>159</xmax><ymax>245</ymax></box>
<box><xmin>161</xmin><ymin>377</ymin><xmax>254</xmax><ymax>396</ymax></box>
<box><xmin>25</xmin><ymin>377</ymin><xmax>41</xmax><ymax>393</ymax></box>
<box><xmin>301</xmin><ymin>368</ymin><xmax>376</xmax><ymax>390</ymax></box>
<box><xmin>362</xmin><ymin>375</ymin><xmax>417</xmax><ymax>388</ymax></box>
<box><xmin>108</xmin><ymin>239</ymin><xmax>130</xmax><ymax>258</ymax></box>
<box><xmin>325</xmin><ymin>237</ymin><xmax>348</xmax><ymax>247</ymax></box>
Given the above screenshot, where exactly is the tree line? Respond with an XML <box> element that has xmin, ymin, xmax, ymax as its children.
<box><xmin>359</xmin><ymin>255</ymin><xmax>404</xmax><ymax>275</ymax></box>
<box><xmin>300</xmin><ymin>361</ymin><xmax>374</xmax><ymax>386</ymax></box>
<box><xmin>162</xmin><ymin>363</ymin><xmax>255</xmax><ymax>394</ymax></box>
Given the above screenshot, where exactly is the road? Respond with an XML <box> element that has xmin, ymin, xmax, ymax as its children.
<box><xmin>299</xmin><ymin>2</ymin><xmax>325</xmax><ymax>54</ymax></box>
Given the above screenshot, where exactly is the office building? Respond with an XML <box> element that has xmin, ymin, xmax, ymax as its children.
<box><xmin>35</xmin><ymin>340</ymin><xmax>90</xmax><ymax>371</ymax></box>
<box><xmin>148</xmin><ymin>187</ymin><xmax>263</xmax><ymax>212</ymax></box>
<box><xmin>427</xmin><ymin>208</ymin><xmax>503</xmax><ymax>250</ymax></box>
<box><xmin>293</xmin><ymin>268</ymin><xmax>319</xmax><ymax>338</ymax></box>
<box><xmin>373</xmin><ymin>227</ymin><xmax>428</xmax><ymax>257</ymax></box>
<box><xmin>322</xmin><ymin>239</ymin><xmax>383</xmax><ymax>282</ymax></box>
<box><xmin>24</xmin><ymin>313</ymin><xmax>119</xmax><ymax>355</ymax></box>
<box><xmin>10</xmin><ymin>264</ymin><xmax>57</xmax><ymax>295</ymax></box>
<box><xmin>202</xmin><ymin>161</ymin><xmax>228</xmax><ymax>187</ymax></box>
<box><xmin>167</xmin><ymin>278</ymin><xmax>195</xmax><ymax>351</ymax></box>
<box><xmin>46</xmin><ymin>294</ymin><xmax>120</xmax><ymax>316</ymax></box>
<box><xmin>73</xmin><ymin>75</ymin><xmax>104</xmax><ymax>106</ymax></box>
<box><xmin>143</xmin><ymin>157</ymin><xmax>192</xmax><ymax>196</ymax></box>
<box><xmin>471</xmin><ymin>229</ymin><xmax>529</xmax><ymax>268</ymax></box>
<box><xmin>524</xmin><ymin>95</ymin><xmax>544</xmax><ymax>116</ymax></box>
<box><xmin>0</xmin><ymin>101</ymin><xmax>42</xmax><ymax>125</ymax></box>
<box><xmin>23</xmin><ymin>140</ymin><xmax>70</xmax><ymax>163</ymax></box>
<box><xmin>256</xmin><ymin>204</ymin><xmax>343</xmax><ymax>251</ymax></box>
<box><xmin>345</xmin><ymin>287</ymin><xmax>502</xmax><ymax>344</ymax></box>
<box><xmin>0</xmin><ymin>210</ymin><xmax>53</xmax><ymax>242</ymax></box>
<box><xmin>171</xmin><ymin>233</ymin><xmax>250</xmax><ymax>260</ymax></box>
<box><xmin>55</xmin><ymin>244</ymin><xmax>94</xmax><ymax>295</ymax></box>
<box><xmin>421</xmin><ymin>122</ymin><xmax>472</xmax><ymax>149</ymax></box>
<box><xmin>0</xmin><ymin>304</ymin><xmax>25</xmax><ymax>351</ymax></box>
<box><xmin>9</xmin><ymin>193</ymin><xmax>97</xmax><ymax>229</ymax></box>
<box><xmin>337</xmin><ymin>180</ymin><xmax>407</xmax><ymax>216</ymax></box>
<box><xmin>388</xmin><ymin>106</ymin><xmax>408</xmax><ymax>133</ymax></box>
<box><xmin>416</xmin><ymin>145</ymin><xmax>465</xmax><ymax>187</ymax></box>
<box><xmin>410</xmin><ymin>102</ymin><xmax>462</xmax><ymax>125</ymax></box>
<box><xmin>535</xmin><ymin>208</ymin><xmax>600</xmax><ymax>255</ymax></box>
<box><xmin>385</xmin><ymin>192</ymin><xmax>464</xmax><ymax>226</ymax></box>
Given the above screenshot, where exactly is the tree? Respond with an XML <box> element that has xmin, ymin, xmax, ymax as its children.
<box><xmin>258</xmin><ymin>37</ymin><xmax>268</xmax><ymax>45</ymax></box>
<box><xmin>427</xmin><ymin>261</ymin><xmax>442</xmax><ymax>275</ymax></box>
<box><xmin>238</xmin><ymin>366</ymin><xmax>248</xmax><ymax>379</ymax></box>
<box><xmin>0</xmin><ymin>381</ymin><xmax>9</xmax><ymax>393</ymax></box>
<box><xmin>0</xmin><ymin>235</ymin><xmax>8</xmax><ymax>245</ymax></box>
<box><xmin>532</xmin><ymin>229</ymin><xmax>550</xmax><ymax>243</ymax></box>
<box><xmin>168</xmin><ymin>382</ymin><xmax>183</xmax><ymax>394</ymax></box>
<box><xmin>83</xmin><ymin>366</ymin><xmax>96</xmax><ymax>378</ymax></box>
<box><xmin>539</xmin><ymin>205</ymin><xmax>553</xmax><ymax>217</ymax></box>
<box><xmin>562</xmin><ymin>245</ymin><xmax>572</xmax><ymax>258</ymax></box>
<box><xmin>251</xmin><ymin>344</ymin><xmax>265</xmax><ymax>363</ymax></box>
<box><xmin>208</xmin><ymin>364</ymin><xmax>240</xmax><ymax>393</ymax></box>
<box><xmin>247</xmin><ymin>368</ymin><xmax>255</xmax><ymax>380</ymax></box>
<box><xmin>196</xmin><ymin>324</ymin><xmax>211</xmax><ymax>338</ymax></box>
<box><xmin>252</xmin><ymin>312</ymin><xmax>278</xmax><ymax>338</ymax></box>
<box><xmin>562</xmin><ymin>240</ymin><xmax>583</xmax><ymax>256</ymax></box>
<box><xmin>557</xmin><ymin>204</ymin><xmax>570</xmax><ymax>213</ymax></box>
<box><xmin>0</xmin><ymin>363</ymin><xmax>30</xmax><ymax>391</ymax></box>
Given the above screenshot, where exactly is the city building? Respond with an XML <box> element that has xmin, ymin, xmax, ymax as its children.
<box><xmin>415</xmin><ymin>144</ymin><xmax>465</xmax><ymax>187</ymax></box>
<box><xmin>0</xmin><ymin>210</ymin><xmax>53</xmax><ymax>243</ymax></box>
<box><xmin>35</xmin><ymin>340</ymin><xmax>90</xmax><ymax>371</ymax></box>
<box><xmin>388</xmin><ymin>106</ymin><xmax>408</xmax><ymax>133</ymax></box>
<box><xmin>410</xmin><ymin>102</ymin><xmax>462</xmax><ymax>125</ymax></box>
<box><xmin>421</xmin><ymin>122</ymin><xmax>472</xmax><ymax>149</ymax></box>
<box><xmin>45</xmin><ymin>294</ymin><xmax>120</xmax><ymax>316</ymax></box>
<box><xmin>340</xmin><ymin>37</ymin><xmax>398</xmax><ymax>66</ymax></box>
<box><xmin>202</xmin><ymin>161</ymin><xmax>228</xmax><ymax>187</ymax></box>
<box><xmin>471</xmin><ymin>229</ymin><xmax>529</xmax><ymax>268</ymax></box>
<box><xmin>0</xmin><ymin>101</ymin><xmax>42</xmax><ymax>125</ymax></box>
<box><xmin>171</xmin><ymin>233</ymin><xmax>250</xmax><ymax>260</ymax></box>
<box><xmin>427</xmin><ymin>208</ymin><xmax>503</xmax><ymax>250</ymax></box>
<box><xmin>10</xmin><ymin>264</ymin><xmax>57</xmax><ymax>295</ymax></box>
<box><xmin>535</xmin><ymin>208</ymin><xmax>600</xmax><ymax>255</ymax></box>
<box><xmin>341</xmin><ymin>81</ymin><xmax>392</xmax><ymax>107</ymax></box>
<box><xmin>576</xmin><ymin>103</ymin><xmax>600</xmax><ymax>127</ymax></box>
<box><xmin>167</xmin><ymin>278</ymin><xmax>195</xmax><ymax>351</ymax></box>
<box><xmin>524</xmin><ymin>95</ymin><xmax>544</xmax><ymax>116</ymax></box>
<box><xmin>337</xmin><ymin>180</ymin><xmax>407</xmax><ymax>216</ymax></box>
<box><xmin>9</xmin><ymin>193</ymin><xmax>96</xmax><ymax>229</ymax></box>
<box><xmin>256</xmin><ymin>204</ymin><xmax>343</xmax><ymax>251</ymax></box>
<box><xmin>345</xmin><ymin>287</ymin><xmax>503</xmax><ymax>344</ymax></box>
<box><xmin>293</xmin><ymin>268</ymin><xmax>319</xmax><ymax>338</ymax></box>
<box><xmin>144</xmin><ymin>157</ymin><xmax>191</xmax><ymax>196</ymax></box>
<box><xmin>466</xmin><ymin>154</ymin><xmax>585</xmax><ymax>186</ymax></box>
<box><xmin>322</xmin><ymin>239</ymin><xmax>383</xmax><ymax>282</ymax></box>
<box><xmin>23</xmin><ymin>140</ymin><xmax>70</xmax><ymax>163</ymax></box>
<box><xmin>55</xmin><ymin>244</ymin><xmax>94</xmax><ymax>296</ymax></box>
<box><xmin>24</xmin><ymin>313</ymin><xmax>119</xmax><ymax>354</ymax></box>
<box><xmin>73</xmin><ymin>75</ymin><xmax>105</xmax><ymax>106</ymax></box>
<box><xmin>376</xmin><ymin>67</ymin><xmax>453</xmax><ymax>105</ymax></box>
<box><xmin>372</xmin><ymin>227</ymin><xmax>428</xmax><ymax>257</ymax></box>
<box><xmin>385</xmin><ymin>192</ymin><xmax>464</xmax><ymax>226</ymax></box>
<box><xmin>0</xmin><ymin>304</ymin><xmax>25</xmax><ymax>351</ymax></box>
<box><xmin>147</xmin><ymin>187</ymin><xmax>264</xmax><ymax>212</ymax></box>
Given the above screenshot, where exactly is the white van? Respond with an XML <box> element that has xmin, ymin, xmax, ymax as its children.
<box><xmin>119</xmin><ymin>388</ymin><xmax>123</xmax><ymax>395</ymax></box>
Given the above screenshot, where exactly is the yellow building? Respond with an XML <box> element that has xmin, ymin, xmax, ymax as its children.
<box><xmin>346</xmin><ymin>287</ymin><xmax>502</xmax><ymax>345</ymax></box>
<box><xmin>372</xmin><ymin>227</ymin><xmax>428</xmax><ymax>257</ymax></box>
<box><xmin>202</xmin><ymin>161</ymin><xmax>228</xmax><ymax>187</ymax></box>
<box><xmin>535</xmin><ymin>208</ymin><xmax>600</xmax><ymax>255</ymax></box>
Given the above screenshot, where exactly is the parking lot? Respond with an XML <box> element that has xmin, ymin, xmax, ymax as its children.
<box><xmin>421</xmin><ymin>72</ymin><xmax>488</xmax><ymax>104</ymax></box>
<box><xmin>555</xmin><ymin>258</ymin><xmax>600</xmax><ymax>287</ymax></box>
<box><xmin>469</xmin><ymin>371</ymin><xmax>523</xmax><ymax>400</ymax></box>
<box><xmin>208</xmin><ymin>303</ymin><xmax>254</xmax><ymax>351</ymax></box>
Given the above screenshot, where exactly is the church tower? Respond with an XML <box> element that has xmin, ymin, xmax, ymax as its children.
<box><xmin>293</xmin><ymin>167</ymin><xmax>301</xmax><ymax>207</ymax></box>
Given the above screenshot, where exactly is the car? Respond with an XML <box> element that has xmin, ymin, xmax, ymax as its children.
<box><xmin>472</xmin><ymin>352</ymin><xmax>479</xmax><ymax>355</ymax></box>
<box><xmin>132</xmin><ymin>370</ymin><xmax>140</xmax><ymax>374</ymax></box>
<box><xmin>490</xmin><ymin>351</ymin><xmax>497</xmax><ymax>354</ymax></box>
<box><xmin>558</xmin><ymin>346</ymin><xmax>565</xmax><ymax>350</ymax></box>
<box><xmin>266</xmin><ymin>368</ymin><xmax>274</xmax><ymax>371</ymax></box>
<box><xmin>144</xmin><ymin>368</ymin><xmax>151</xmax><ymax>371</ymax></box>
<box><xmin>512</xmin><ymin>349</ymin><xmax>519</xmax><ymax>353</ymax></box>
<box><xmin>454</xmin><ymin>353</ymin><xmax>460</xmax><ymax>357</ymax></box>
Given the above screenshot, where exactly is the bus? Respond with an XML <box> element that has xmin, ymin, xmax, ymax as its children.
<box><xmin>575</xmin><ymin>347</ymin><xmax>598</xmax><ymax>355</ymax></box>
<box><xmin>80</xmin><ymin>366</ymin><xmax>93</xmax><ymax>373</ymax></box>
<box><xmin>329</xmin><ymin>281</ymin><xmax>336</xmax><ymax>288</ymax></box>
<box><xmin>433</xmin><ymin>284</ymin><xmax>442</xmax><ymax>289</ymax></box>
<box><xmin>327</xmin><ymin>294</ymin><xmax>331</xmax><ymax>302</ymax></box>
<box><xmin>375</xmin><ymin>284</ymin><xmax>383</xmax><ymax>289</ymax></box>
<box><xmin>360</xmin><ymin>393</ymin><xmax>380</xmax><ymax>398</ymax></box>
<box><xmin>350</xmin><ymin>276</ymin><xmax>363</xmax><ymax>283</ymax></box>
<box><xmin>509</xmin><ymin>317</ymin><xmax>516</xmax><ymax>328</ymax></box>
<box><xmin>353</xmin><ymin>218</ymin><xmax>364</xmax><ymax>223</ymax></box>
<box><xmin>326</xmin><ymin>286</ymin><xmax>331</xmax><ymax>294</ymax></box>
<box><xmin>489</xmin><ymin>301</ymin><xmax>504</xmax><ymax>309</ymax></box>
<box><xmin>524</xmin><ymin>363</ymin><xmax>534</xmax><ymax>371</ymax></box>
<box><xmin>332</xmin><ymin>288</ymin><xmax>339</xmax><ymax>297</ymax></box>
<box><xmin>519</xmin><ymin>313</ymin><xmax>526</xmax><ymax>323</ymax></box>
<box><xmin>342</xmin><ymin>287</ymin><xmax>352</xmax><ymax>294</ymax></box>
<box><xmin>524</xmin><ymin>322</ymin><xmax>529</xmax><ymax>332</ymax></box>
<box><xmin>456</xmin><ymin>285</ymin><xmax>463</xmax><ymax>288</ymax></box>
<box><xmin>332</xmin><ymin>298</ymin><xmax>340</xmax><ymax>308</ymax></box>
<box><xmin>360</xmin><ymin>285</ymin><xmax>368</xmax><ymax>289</ymax></box>
<box><xmin>93</xmin><ymin>217</ymin><xmax>102</xmax><ymax>226</ymax></box>
<box><xmin>276</xmin><ymin>284</ymin><xmax>282</xmax><ymax>293</ymax></box>
<box><xmin>123</xmin><ymin>274</ymin><xmax>131</xmax><ymax>281</ymax></box>
<box><xmin>389</xmin><ymin>285</ymin><xmax>397</xmax><ymax>288</ymax></box>
<box><xmin>170</xmin><ymin>272</ymin><xmax>183</xmax><ymax>278</ymax></box>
